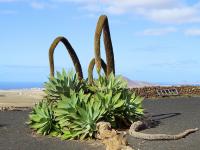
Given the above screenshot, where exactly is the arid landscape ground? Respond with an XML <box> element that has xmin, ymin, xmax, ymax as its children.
<box><xmin>0</xmin><ymin>82</ymin><xmax>200</xmax><ymax>150</ymax></box>
<box><xmin>0</xmin><ymin>95</ymin><xmax>200</xmax><ymax>150</ymax></box>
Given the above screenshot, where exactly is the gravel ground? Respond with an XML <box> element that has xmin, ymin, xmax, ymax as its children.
<box><xmin>128</xmin><ymin>97</ymin><xmax>200</xmax><ymax>150</ymax></box>
<box><xmin>0</xmin><ymin>97</ymin><xmax>200</xmax><ymax>150</ymax></box>
<box><xmin>0</xmin><ymin>110</ymin><xmax>104</xmax><ymax>150</ymax></box>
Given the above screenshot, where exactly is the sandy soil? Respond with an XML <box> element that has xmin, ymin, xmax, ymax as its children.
<box><xmin>0</xmin><ymin>89</ymin><xmax>44</xmax><ymax>107</ymax></box>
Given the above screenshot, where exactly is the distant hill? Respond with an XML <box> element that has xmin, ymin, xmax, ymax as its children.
<box><xmin>122</xmin><ymin>76</ymin><xmax>158</xmax><ymax>88</ymax></box>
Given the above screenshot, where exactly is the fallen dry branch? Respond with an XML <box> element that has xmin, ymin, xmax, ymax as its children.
<box><xmin>96</xmin><ymin>119</ymin><xmax>199</xmax><ymax>150</ymax></box>
<box><xmin>129</xmin><ymin>120</ymin><xmax>198</xmax><ymax>140</ymax></box>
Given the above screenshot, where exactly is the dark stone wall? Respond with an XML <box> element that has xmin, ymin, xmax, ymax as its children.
<box><xmin>130</xmin><ymin>86</ymin><xmax>200</xmax><ymax>98</ymax></box>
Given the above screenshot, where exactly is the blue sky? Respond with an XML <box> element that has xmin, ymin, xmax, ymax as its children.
<box><xmin>0</xmin><ymin>0</ymin><xmax>200</xmax><ymax>84</ymax></box>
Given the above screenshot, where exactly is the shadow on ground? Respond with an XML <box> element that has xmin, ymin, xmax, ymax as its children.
<box><xmin>128</xmin><ymin>97</ymin><xmax>200</xmax><ymax>150</ymax></box>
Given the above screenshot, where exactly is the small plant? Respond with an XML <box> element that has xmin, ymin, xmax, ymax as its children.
<box><xmin>54</xmin><ymin>90</ymin><xmax>106</xmax><ymax>140</ymax></box>
<box><xmin>88</xmin><ymin>73</ymin><xmax>127</xmax><ymax>93</ymax></box>
<box><xmin>44</xmin><ymin>69</ymin><xmax>85</xmax><ymax>103</ymax></box>
<box><xmin>88</xmin><ymin>73</ymin><xmax>144</xmax><ymax>127</ymax></box>
<box><xmin>27</xmin><ymin>101</ymin><xmax>60</xmax><ymax>136</ymax></box>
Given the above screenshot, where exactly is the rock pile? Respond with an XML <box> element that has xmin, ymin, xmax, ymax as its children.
<box><xmin>96</xmin><ymin>122</ymin><xmax>133</xmax><ymax>150</ymax></box>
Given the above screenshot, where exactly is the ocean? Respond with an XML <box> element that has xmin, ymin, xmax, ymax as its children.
<box><xmin>0</xmin><ymin>81</ymin><xmax>199</xmax><ymax>90</ymax></box>
<box><xmin>0</xmin><ymin>82</ymin><xmax>44</xmax><ymax>90</ymax></box>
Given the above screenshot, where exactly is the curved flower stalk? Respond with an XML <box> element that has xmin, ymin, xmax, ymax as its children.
<box><xmin>88</xmin><ymin>58</ymin><xmax>107</xmax><ymax>84</ymax></box>
<box><xmin>94</xmin><ymin>15</ymin><xmax>115</xmax><ymax>76</ymax></box>
<box><xmin>49</xmin><ymin>36</ymin><xmax>83</xmax><ymax>80</ymax></box>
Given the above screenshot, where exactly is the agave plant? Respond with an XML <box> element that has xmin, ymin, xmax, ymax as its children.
<box><xmin>95</xmin><ymin>88</ymin><xmax>144</xmax><ymax>127</ymax></box>
<box><xmin>44</xmin><ymin>69</ymin><xmax>85</xmax><ymax>103</ymax></box>
<box><xmin>54</xmin><ymin>90</ymin><xmax>106</xmax><ymax>140</ymax></box>
<box><xmin>27</xmin><ymin>101</ymin><xmax>60</xmax><ymax>136</ymax></box>
<box><xmin>87</xmin><ymin>73</ymin><xmax>127</xmax><ymax>94</ymax></box>
<box><xmin>28</xmin><ymin>70</ymin><xmax>144</xmax><ymax>139</ymax></box>
<box><xmin>121</xmin><ymin>89</ymin><xmax>144</xmax><ymax>123</ymax></box>
<box><xmin>27</xmin><ymin>14</ymin><xmax>145</xmax><ymax>141</ymax></box>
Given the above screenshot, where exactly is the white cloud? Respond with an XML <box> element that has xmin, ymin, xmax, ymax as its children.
<box><xmin>184</xmin><ymin>28</ymin><xmax>200</xmax><ymax>36</ymax></box>
<box><xmin>31</xmin><ymin>1</ymin><xmax>50</xmax><ymax>9</ymax></box>
<box><xmin>30</xmin><ymin>1</ymin><xmax>56</xmax><ymax>9</ymax></box>
<box><xmin>138</xmin><ymin>7</ymin><xmax>200</xmax><ymax>24</ymax></box>
<box><xmin>105</xmin><ymin>0</ymin><xmax>180</xmax><ymax>11</ymax></box>
<box><xmin>55</xmin><ymin>0</ymin><xmax>180</xmax><ymax>14</ymax></box>
<box><xmin>105</xmin><ymin>1</ymin><xmax>200</xmax><ymax>23</ymax></box>
<box><xmin>52</xmin><ymin>0</ymin><xmax>200</xmax><ymax>24</ymax></box>
<box><xmin>80</xmin><ymin>4</ymin><xmax>101</xmax><ymax>12</ymax></box>
<box><xmin>105</xmin><ymin>6</ymin><xmax>126</xmax><ymax>15</ymax></box>
<box><xmin>140</xmin><ymin>27</ymin><xmax>177</xmax><ymax>36</ymax></box>
<box><xmin>0</xmin><ymin>0</ymin><xmax>56</xmax><ymax>10</ymax></box>
<box><xmin>30</xmin><ymin>2</ymin><xmax>45</xmax><ymax>9</ymax></box>
<box><xmin>2</xmin><ymin>0</ymin><xmax>200</xmax><ymax>24</ymax></box>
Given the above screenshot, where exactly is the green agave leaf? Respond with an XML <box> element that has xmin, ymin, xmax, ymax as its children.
<box><xmin>54</xmin><ymin>109</ymin><xmax>68</xmax><ymax>116</ymax></box>
<box><xmin>66</xmin><ymin>112</ymin><xmax>80</xmax><ymax>120</ymax></box>
<box><xmin>50</xmin><ymin>130</ymin><xmax>60</xmax><ymax>137</ymax></box>
<box><xmin>67</xmin><ymin>123</ymin><xmax>81</xmax><ymax>129</ymax></box>
<box><xmin>111</xmin><ymin>92</ymin><xmax>121</xmax><ymax>104</ymax></box>
<box><xmin>33</xmin><ymin>109</ymin><xmax>46</xmax><ymax>119</ymax></box>
<box><xmin>30</xmin><ymin>122</ymin><xmax>47</xmax><ymax>129</ymax></box>
<box><xmin>133</xmin><ymin>96</ymin><xmax>144</xmax><ymax>105</ymax></box>
<box><xmin>41</xmin><ymin>123</ymin><xmax>51</xmax><ymax>135</ymax></box>
<box><xmin>80</xmin><ymin>131</ymin><xmax>89</xmax><ymax>140</ymax></box>
<box><xmin>70</xmin><ymin>130</ymin><xmax>86</xmax><ymax>138</ymax></box>
<box><xmin>135</xmin><ymin>108</ymin><xmax>144</xmax><ymax>114</ymax></box>
<box><xmin>56</xmin><ymin>101</ymin><xmax>69</xmax><ymax>109</ymax></box>
<box><xmin>87</xmin><ymin>101</ymin><xmax>93</xmax><ymax>119</ymax></box>
<box><xmin>61</xmin><ymin>131</ymin><xmax>72</xmax><ymax>140</ymax></box>
<box><xmin>56</xmin><ymin>71</ymin><xmax>62</xmax><ymax>80</ymax></box>
<box><xmin>62</xmin><ymin>68</ymin><xmax>67</xmax><ymax>76</ymax></box>
<box><xmin>113</xmin><ymin>100</ymin><xmax>125</xmax><ymax>109</ymax></box>
<box><xmin>37</xmin><ymin>127</ymin><xmax>46</xmax><ymax>135</ymax></box>
<box><xmin>92</xmin><ymin>110</ymin><xmax>100</xmax><ymax>121</ymax></box>
<box><xmin>29</xmin><ymin>114</ymin><xmax>43</xmax><ymax>122</ymax></box>
<box><xmin>58</xmin><ymin>120</ymin><xmax>70</xmax><ymax>127</ymax></box>
<box><xmin>77</xmin><ymin>106</ymin><xmax>88</xmax><ymax>121</ymax></box>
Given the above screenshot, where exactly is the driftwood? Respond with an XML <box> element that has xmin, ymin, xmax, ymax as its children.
<box><xmin>129</xmin><ymin>120</ymin><xmax>198</xmax><ymax>140</ymax></box>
